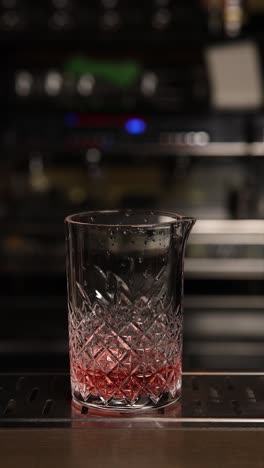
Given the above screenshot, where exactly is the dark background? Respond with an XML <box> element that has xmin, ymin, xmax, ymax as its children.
<box><xmin>0</xmin><ymin>0</ymin><xmax>264</xmax><ymax>372</ymax></box>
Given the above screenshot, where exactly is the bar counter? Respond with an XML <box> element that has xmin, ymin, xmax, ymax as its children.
<box><xmin>1</xmin><ymin>428</ymin><xmax>264</xmax><ymax>468</ymax></box>
<box><xmin>1</xmin><ymin>372</ymin><xmax>264</xmax><ymax>467</ymax></box>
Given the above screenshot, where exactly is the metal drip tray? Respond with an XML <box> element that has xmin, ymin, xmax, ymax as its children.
<box><xmin>1</xmin><ymin>372</ymin><xmax>264</xmax><ymax>428</ymax></box>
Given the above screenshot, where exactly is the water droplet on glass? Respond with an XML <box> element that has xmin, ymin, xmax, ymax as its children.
<box><xmin>138</xmin><ymin>257</ymin><xmax>143</xmax><ymax>264</ymax></box>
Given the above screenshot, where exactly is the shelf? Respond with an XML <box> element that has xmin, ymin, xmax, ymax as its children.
<box><xmin>185</xmin><ymin>258</ymin><xmax>264</xmax><ymax>279</ymax></box>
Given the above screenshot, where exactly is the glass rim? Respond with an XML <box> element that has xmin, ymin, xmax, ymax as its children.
<box><xmin>64</xmin><ymin>210</ymin><xmax>196</xmax><ymax>228</ymax></box>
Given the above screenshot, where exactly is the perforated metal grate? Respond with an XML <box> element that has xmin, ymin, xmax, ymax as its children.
<box><xmin>0</xmin><ymin>372</ymin><xmax>264</xmax><ymax>428</ymax></box>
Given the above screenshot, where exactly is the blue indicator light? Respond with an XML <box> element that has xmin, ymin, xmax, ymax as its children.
<box><xmin>65</xmin><ymin>112</ymin><xmax>79</xmax><ymax>127</ymax></box>
<box><xmin>125</xmin><ymin>118</ymin><xmax>146</xmax><ymax>135</ymax></box>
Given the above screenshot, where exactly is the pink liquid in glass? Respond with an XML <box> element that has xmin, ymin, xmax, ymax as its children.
<box><xmin>71</xmin><ymin>355</ymin><xmax>181</xmax><ymax>404</ymax></box>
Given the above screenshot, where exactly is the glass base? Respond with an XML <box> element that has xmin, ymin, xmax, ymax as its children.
<box><xmin>71</xmin><ymin>389</ymin><xmax>181</xmax><ymax>414</ymax></box>
<box><xmin>70</xmin><ymin>361</ymin><xmax>182</xmax><ymax>414</ymax></box>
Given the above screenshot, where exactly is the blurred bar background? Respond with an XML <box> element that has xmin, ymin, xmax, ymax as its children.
<box><xmin>0</xmin><ymin>0</ymin><xmax>264</xmax><ymax>372</ymax></box>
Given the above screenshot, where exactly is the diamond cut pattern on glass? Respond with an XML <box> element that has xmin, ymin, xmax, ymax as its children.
<box><xmin>69</xmin><ymin>267</ymin><xmax>182</xmax><ymax>406</ymax></box>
